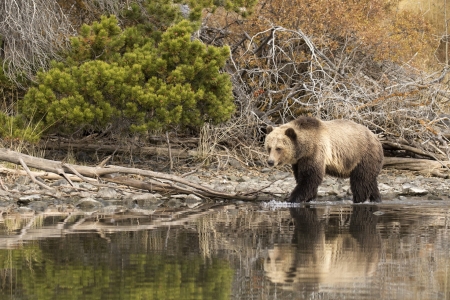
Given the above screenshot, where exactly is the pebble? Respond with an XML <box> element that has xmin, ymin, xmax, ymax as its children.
<box><xmin>97</xmin><ymin>187</ymin><xmax>120</xmax><ymax>199</ymax></box>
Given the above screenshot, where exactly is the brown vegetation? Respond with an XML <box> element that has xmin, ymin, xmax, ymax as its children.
<box><xmin>198</xmin><ymin>1</ymin><xmax>450</xmax><ymax>177</ymax></box>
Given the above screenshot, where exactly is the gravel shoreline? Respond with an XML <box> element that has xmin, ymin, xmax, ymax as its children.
<box><xmin>1</xmin><ymin>167</ymin><xmax>449</xmax><ymax>215</ymax></box>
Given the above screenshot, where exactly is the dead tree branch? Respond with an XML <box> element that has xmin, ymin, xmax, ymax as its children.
<box><xmin>0</xmin><ymin>0</ymin><xmax>75</xmax><ymax>84</ymax></box>
<box><xmin>0</xmin><ymin>148</ymin><xmax>271</xmax><ymax>201</ymax></box>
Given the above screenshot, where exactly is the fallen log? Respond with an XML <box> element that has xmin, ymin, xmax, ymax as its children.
<box><xmin>0</xmin><ymin>148</ymin><xmax>270</xmax><ymax>201</ymax></box>
<box><xmin>383</xmin><ymin>157</ymin><xmax>450</xmax><ymax>178</ymax></box>
<box><xmin>382</xmin><ymin>141</ymin><xmax>446</xmax><ymax>161</ymax></box>
<box><xmin>44</xmin><ymin>141</ymin><xmax>199</xmax><ymax>159</ymax></box>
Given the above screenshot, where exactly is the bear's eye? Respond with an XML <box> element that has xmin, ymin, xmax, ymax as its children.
<box><xmin>267</xmin><ymin>147</ymin><xmax>271</xmax><ymax>153</ymax></box>
<box><xmin>275</xmin><ymin>148</ymin><xmax>282</xmax><ymax>152</ymax></box>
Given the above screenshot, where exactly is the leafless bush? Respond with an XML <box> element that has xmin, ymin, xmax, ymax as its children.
<box><xmin>0</xmin><ymin>0</ymin><xmax>76</xmax><ymax>85</ymax></box>
<box><xmin>222</xmin><ymin>26</ymin><xmax>450</xmax><ymax>160</ymax></box>
<box><xmin>0</xmin><ymin>0</ymin><xmax>147</xmax><ymax>86</ymax></box>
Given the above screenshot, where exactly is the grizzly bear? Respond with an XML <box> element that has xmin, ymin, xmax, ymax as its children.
<box><xmin>264</xmin><ymin>116</ymin><xmax>383</xmax><ymax>203</ymax></box>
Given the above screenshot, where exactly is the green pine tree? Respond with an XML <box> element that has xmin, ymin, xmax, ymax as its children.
<box><xmin>21</xmin><ymin>16</ymin><xmax>234</xmax><ymax>135</ymax></box>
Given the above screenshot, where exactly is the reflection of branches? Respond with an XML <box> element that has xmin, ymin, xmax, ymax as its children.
<box><xmin>227</xmin><ymin>25</ymin><xmax>450</xmax><ymax>159</ymax></box>
<box><xmin>0</xmin><ymin>0</ymin><xmax>75</xmax><ymax>84</ymax></box>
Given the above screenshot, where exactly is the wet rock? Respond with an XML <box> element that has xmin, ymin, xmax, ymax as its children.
<box><xmin>268</xmin><ymin>172</ymin><xmax>291</xmax><ymax>181</ymax></box>
<box><xmin>227</xmin><ymin>175</ymin><xmax>239</xmax><ymax>182</ymax></box>
<box><xmin>342</xmin><ymin>185</ymin><xmax>351</xmax><ymax>194</ymax></box>
<box><xmin>127</xmin><ymin>193</ymin><xmax>164</xmax><ymax>209</ymax></box>
<box><xmin>79</xmin><ymin>183</ymin><xmax>96</xmax><ymax>190</ymax></box>
<box><xmin>46</xmin><ymin>190</ymin><xmax>64</xmax><ymax>199</ymax></box>
<box><xmin>235</xmin><ymin>182</ymin><xmax>249</xmax><ymax>193</ymax></box>
<box><xmin>235</xmin><ymin>181</ymin><xmax>268</xmax><ymax>193</ymax></box>
<box><xmin>19</xmin><ymin>194</ymin><xmax>41</xmax><ymax>202</ymax></box>
<box><xmin>238</xmin><ymin>176</ymin><xmax>252</xmax><ymax>182</ymax></box>
<box><xmin>28</xmin><ymin>201</ymin><xmax>48</xmax><ymax>212</ymax></box>
<box><xmin>328</xmin><ymin>185</ymin><xmax>340</xmax><ymax>196</ymax></box>
<box><xmin>97</xmin><ymin>187</ymin><xmax>119</xmax><ymax>199</ymax></box>
<box><xmin>401</xmin><ymin>183</ymin><xmax>428</xmax><ymax>196</ymax></box>
<box><xmin>50</xmin><ymin>179</ymin><xmax>70</xmax><ymax>187</ymax></box>
<box><xmin>11</xmin><ymin>183</ymin><xmax>39</xmax><ymax>192</ymax></box>
<box><xmin>15</xmin><ymin>176</ymin><xmax>31</xmax><ymax>185</ymax></box>
<box><xmin>79</xmin><ymin>191</ymin><xmax>92</xmax><ymax>198</ymax></box>
<box><xmin>0</xmin><ymin>190</ymin><xmax>11</xmax><ymax>197</ymax></box>
<box><xmin>60</xmin><ymin>187</ymin><xmax>77</xmax><ymax>193</ymax></box>
<box><xmin>378</xmin><ymin>183</ymin><xmax>392</xmax><ymax>191</ymax></box>
<box><xmin>394</xmin><ymin>176</ymin><xmax>409</xmax><ymax>184</ymax></box>
<box><xmin>214</xmin><ymin>184</ymin><xmax>235</xmax><ymax>193</ymax></box>
<box><xmin>409</xmin><ymin>186</ymin><xmax>428</xmax><ymax>195</ymax></box>
<box><xmin>383</xmin><ymin>192</ymin><xmax>398</xmax><ymax>200</ymax></box>
<box><xmin>76</xmin><ymin>198</ymin><xmax>104</xmax><ymax>210</ymax></box>
<box><xmin>184</xmin><ymin>175</ymin><xmax>201</xmax><ymax>183</ymax></box>
<box><xmin>317</xmin><ymin>188</ymin><xmax>329</xmax><ymax>197</ymax></box>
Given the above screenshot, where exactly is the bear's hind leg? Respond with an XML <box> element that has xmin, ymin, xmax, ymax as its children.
<box><xmin>369</xmin><ymin>180</ymin><xmax>381</xmax><ymax>203</ymax></box>
<box><xmin>350</xmin><ymin>165</ymin><xmax>373</xmax><ymax>203</ymax></box>
<box><xmin>350</xmin><ymin>169</ymin><xmax>382</xmax><ymax>203</ymax></box>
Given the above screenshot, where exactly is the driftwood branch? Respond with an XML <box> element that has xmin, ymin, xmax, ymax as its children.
<box><xmin>0</xmin><ymin>148</ymin><xmax>271</xmax><ymax>201</ymax></box>
<box><xmin>19</xmin><ymin>158</ymin><xmax>53</xmax><ymax>190</ymax></box>
<box><xmin>383</xmin><ymin>157</ymin><xmax>450</xmax><ymax>178</ymax></box>
<box><xmin>0</xmin><ymin>166</ymin><xmax>82</xmax><ymax>181</ymax></box>
<box><xmin>382</xmin><ymin>141</ymin><xmax>445</xmax><ymax>161</ymax></box>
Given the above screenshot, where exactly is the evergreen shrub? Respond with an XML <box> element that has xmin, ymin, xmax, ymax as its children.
<box><xmin>21</xmin><ymin>16</ymin><xmax>234</xmax><ymax>135</ymax></box>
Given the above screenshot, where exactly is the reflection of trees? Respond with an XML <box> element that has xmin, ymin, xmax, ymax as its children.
<box><xmin>0</xmin><ymin>231</ymin><xmax>233</xmax><ymax>300</ymax></box>
<box><xmin>264</xmin><ymin>206</ymin><xmax>381</xmax><ymax>293</ymax></box>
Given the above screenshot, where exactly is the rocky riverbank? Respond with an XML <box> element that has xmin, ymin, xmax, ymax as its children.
<box><xmin>0</xmin><ymin>166</ymin><xmax>449</xmax><ymax>215</ymax></box>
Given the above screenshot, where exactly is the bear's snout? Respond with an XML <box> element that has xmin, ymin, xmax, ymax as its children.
<box><xmin>267</xmin><ymin>160</ymin><xmax>275</xmax><ymax>167</ymax></box>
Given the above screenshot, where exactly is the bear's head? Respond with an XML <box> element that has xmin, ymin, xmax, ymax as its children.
<box><xmin>264</xmin><ymin>126</ymin><xmax>298</xmax><ymax>167</ymax></box>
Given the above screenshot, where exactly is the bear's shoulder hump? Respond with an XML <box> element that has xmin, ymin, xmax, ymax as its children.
<box><xmin>291</xmin><ymin>116</ymin><xmax>321</xmax><ymax>130</ymax></box>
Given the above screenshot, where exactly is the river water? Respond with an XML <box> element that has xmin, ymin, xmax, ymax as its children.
<box><xmin>0</xmin><ymin>199</ymin><xmax>449</xmax><ymax>300</ymax></box>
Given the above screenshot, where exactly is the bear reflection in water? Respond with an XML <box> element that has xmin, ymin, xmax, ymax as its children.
<box><xmin>264</xmin><ymin>206</ymin><xmax>381</xmax><ymax>291</ymax></box>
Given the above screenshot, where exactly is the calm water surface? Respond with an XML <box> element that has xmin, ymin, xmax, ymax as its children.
<box><xmin>0</xmin><ymin>199</ymin><xmax>449</xmax><ymax>300</ymax></box>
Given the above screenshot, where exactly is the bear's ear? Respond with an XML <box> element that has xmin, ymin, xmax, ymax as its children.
<box><xmin>266</xmin><ymin>125</ymin><xmax>274</xmax><ymax>134</ymax></box>
<box><xmin>285</xmin><ymin>128</ymin><xmax>297</xmax><ymax>140</ymax></box>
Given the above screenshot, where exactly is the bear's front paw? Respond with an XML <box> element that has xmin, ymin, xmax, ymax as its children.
<box><xmin>288</xmin><ymin>194</ymin><xmax>310</xmax><ymax>203</ymax></box>
<box><xmin>288</xmin><ymin>188</ymin><xmax>317</xmax><ymax>203</ymax></box>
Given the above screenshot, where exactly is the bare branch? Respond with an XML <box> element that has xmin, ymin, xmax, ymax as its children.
<box><xmin>0</xmin><ymin>0</ymin><xmax>75</xmax><ymax>84</ymax></box>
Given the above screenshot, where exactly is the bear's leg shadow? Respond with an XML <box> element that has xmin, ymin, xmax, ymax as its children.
<box><xmin>350</xmin><ymin>161</ymin><xmax>382</xmax><ymax>203</ymax></box>
<box><xmin>289</xmin><ymin>163</ymin><xmax>324</xmax><ymax>203</ymax></box>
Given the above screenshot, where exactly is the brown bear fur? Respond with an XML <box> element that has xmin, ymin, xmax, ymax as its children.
<box><xmin>264</xmin><ymin>116</ymin><xmax>383</xmax><ymax>203</ymax></box>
